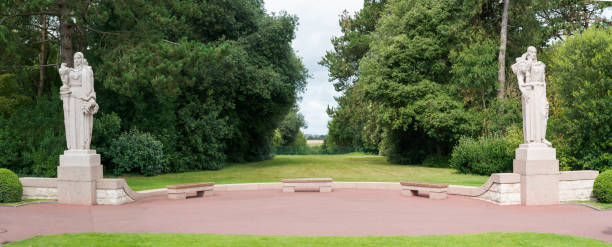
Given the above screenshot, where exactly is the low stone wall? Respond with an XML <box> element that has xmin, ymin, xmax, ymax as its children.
<box><xmin>559</xmin><ymin>171</ymin><xmax>598</xmax><ymax>201</ymax></box>
<box><xmin>19</xmin><ymin>177</ymin><xmax>155</xmax><ymax>205</ymax></box>
<box><xmin>448</xmin><ymin>170</ymin><xmax>599</xmax><ymax>205</ymax></box>
<box><xmin>448</xmin><ymin>173</ymin><xmax>521</xmax><ymax>205</ymax></box>
<box><xmin>21</xmin><ymin>178</ymin><xmax>57</xmax><ymax>200</ymax></box>
<box><xmin>19</xmin><ymin>170</ymin><xmax>598</xmax><ymax>206</ymax></box>
<box><xmin>96</xmin><ymin>179</ymin><xmax>136</xmax><ymax>205</ymax></box>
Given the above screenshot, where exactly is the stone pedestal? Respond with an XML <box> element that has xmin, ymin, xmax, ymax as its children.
<box><xmin>513</xmin><ymin>143</ymin><xmax>559</xmax><ymax>206</ymax></box>
<box><xmin>57</xmin><ymin>150</ymin><xmax>102</xmax><ymax>205</ymax></box>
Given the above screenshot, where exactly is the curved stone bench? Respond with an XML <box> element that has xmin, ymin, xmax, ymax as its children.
<box><xmin>167</xmin><ymin>182</ymin><xmax>215</xmax><ymax>199</ymax></box>
<box><xmin>400</xmin><ymin>181</ymin><xmax>449</xmax><ymax>200</ymax></box>
<box><xmin>282</xmin><ymin>178</ymin><xmax>332</xmax><ymax>192</ymax></box>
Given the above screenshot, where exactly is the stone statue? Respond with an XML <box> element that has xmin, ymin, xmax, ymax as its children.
<box><xmin>58</xmin><ymin>52</ymin><xmax>99</xmax><ymax>150</ymax></box>
<box><xmin>511</xmin><ymin>46</ymin><xmax>551</xmax><ymax>147</ymax></box>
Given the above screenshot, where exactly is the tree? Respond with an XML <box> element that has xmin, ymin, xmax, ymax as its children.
<box><xmin>0</xmin><ymin>0</ymin><xmax>308</xmax><ymax>175</ymax></box>
<box><xmin>357</xmin><ymin>0</ymin><xmax>486</xmax><ymax>163</ymax></box>
<box><xmin>497</xmin><ymin>0</ymin><xmax>510</xmax><ymax>99</ymax></box>
<box><xmin>278</xmin><ymin>107</ymin><xmax>307</xmax><ymax>146</ymax></box>
<box><xmin>535</xmin><ymin>1</ymin><xmax>611</xmax><ymax>41</ymax></box>
<box><xmin>319</xmin><ymin>0</ymin><xmax>388</xmax><ymax>92</ymax></box>
<box><xmin>547</xmin><ymin>27</ymin><xmax>611</xmax><ymax>172</ymax></box>
<box><xmin>320</xmin><ymin>0</ymin><xmax>387</xmax><ymax>152</ymax></box>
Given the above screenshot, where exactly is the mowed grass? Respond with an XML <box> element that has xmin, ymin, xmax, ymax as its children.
<box><xmin>124</xmin><ymin>155</ymin><xmax>488</xmax><ymax>191</ymax></box>
<box><xmin>0</xmin><ymin>199</ymin><xmax>55</xmax><ymax>206</ymax></box>
<box><xmin>567</xmin><ymin>200</ymin><xmax>612</xmax><ymax>210</ymax></box>
<box><xmin>6</xmin><ymin>232</ymin><xmax>610</xmax><ymax>247</ymax></box>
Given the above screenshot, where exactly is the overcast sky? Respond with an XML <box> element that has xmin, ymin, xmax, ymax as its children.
<box><xmin>264</xmin><ymin>0</ymin><xmax>364</xmax><ymax>135</ymax></box>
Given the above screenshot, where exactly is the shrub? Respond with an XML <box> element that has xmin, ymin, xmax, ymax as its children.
<box><xmin>0</xmin><ymin>168</ymin><xmax>22</xmax><ymax>203</ymax></box>
<box><xmin>107</xmin><ymin>129</ymin><xmax>165</xmax><ymax>176</ymax></box>
<box><xmin>449</xmin><ymin>127</ymin><xmax>522</xmax><ymax>175</ymax></box>
<box><xmin>593</xmin><ymin>170</ymin><xmax>612</xmax><ymax>203</ymax></box>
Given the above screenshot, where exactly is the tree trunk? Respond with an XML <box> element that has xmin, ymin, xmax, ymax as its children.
<box><xmin>497</xmin><ymin>0</ymin><xmax>510</xmax><ymax>99</ymax></box>
<box><xmin>58</xmin><ymin>1</ymin><xmax>74</xmax><ymax>67</ymax></box>
<box><xmin>38</xmin><ymin>15</ymin><xmax>46</xmax><ymax>97</ymax></box>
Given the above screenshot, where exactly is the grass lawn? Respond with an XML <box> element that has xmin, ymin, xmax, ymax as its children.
<box><xmin>0</xmin><ymin>199</ymin><xmax>55</xmax><ymax>206</ymax></box>
<box><xmin>5</xmin><ymin>233</ymin><xmax>610</xmax><ymax>247</ymax></box>
<box><xmin>566</xmin><ymin>200</ymin><xmax>612</xmax><ymax>210</ymax></box>
<box><xmin>124</xmin><ymin>155</ymin><xmax>488</xmax><ymax>191</ymax></box>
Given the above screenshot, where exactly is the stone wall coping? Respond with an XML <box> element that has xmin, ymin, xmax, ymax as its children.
<box><xmin>559</xmin><ymin>170</ymin><xmax>599</xmax><ymax>181</ymax></box>
<box><xmin>96</xmin><ymin>178</ymin><xmax>124</xmax><ymax>189</ymax></box>
<box><xmin>490</xmin><ymin>173</ymin><xmax>521</xmax><ymax>183</ymax></box>
<box><xmin>19</xmin><ymin>177</ymin><xmax>57</xmax><ymax>188</ymax></box>
<box><xmin>134</xmin><ymin>188</ymin><xmax>167</xmax><ymax>198</ymax></box>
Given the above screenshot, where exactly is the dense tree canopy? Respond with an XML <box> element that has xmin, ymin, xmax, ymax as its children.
<box><xmin>0</xmin><ymin>0</ymin><xmax>307</xmax><ymax>176</ymax></box>
<box><xmin>322</xmin><ymin>0</ymin><xmax>610</xmax><ymax>168</ymax></box>
<box><xmin>547</xmin><ymin>27</ymin><xmax>611</xmax><ymax>172</ymax></box>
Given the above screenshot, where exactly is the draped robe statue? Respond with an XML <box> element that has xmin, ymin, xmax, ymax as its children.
<box><xmin>511</xmin><ymin>46</ymin><xmax>552</xmax><ymax>147</ymax></box>
<box><xmin>58</xmin><ymin>52</ymin><xmax>99</xmax><ymax>150</ymax></box>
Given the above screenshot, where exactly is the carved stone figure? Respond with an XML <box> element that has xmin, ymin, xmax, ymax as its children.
<box><xmin>511</xmin><ymin>46</ymin><xmax>551</xmax><ymax>147</ymax></box>
<box><xmin>58</xmin><ymin>52</ymin><xmax>99</xmax><ymax>150</ymax></box>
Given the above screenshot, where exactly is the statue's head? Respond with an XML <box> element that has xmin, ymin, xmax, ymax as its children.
<box><xmin>74</xmin><ymin>52</ymin><xmax>84</xmax><ymax>68</ymax></box>
<box><xmin>526</xmin><ymin>46</ymin><xmax>537</xmax><ymax>61</ymax></box>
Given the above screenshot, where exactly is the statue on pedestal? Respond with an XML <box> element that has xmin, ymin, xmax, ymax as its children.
<box><xmin>511</xmin><ymin>46</ymin><xmax>552</xmax><ymax>147</ymax></box>
<box><xmin>58</xmin><ymin>52</ymin><xmax>99</xmax><ymax>150</ymax></box>
<box><xmin>56</xmin><ymin>52</ymin><xmax>104</xmax><ymax>205</ymax></box>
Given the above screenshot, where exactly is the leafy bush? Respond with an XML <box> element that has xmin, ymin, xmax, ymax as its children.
<box><xmin>593</xmin><ymin>170</ymin><xmax>612</xmax><ymax>203</ymax></box>
<box><xmin>107</xmin><ymin>130</ymin><xmax>165</xmax><ymax>176</ymax></box>
<box><xmin>0</xmin><ymin>168</ymin><xmax>22</xmax><ymax>203</ymax></box>
<box><xmin>450</xmin><ymin>127</ymin><xmax>522</xmax><ymax>175</ymax></box>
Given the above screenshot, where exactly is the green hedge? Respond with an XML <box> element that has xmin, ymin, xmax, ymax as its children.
<box><xmin>0</xmin><ymin>168</ymin><xmax>22</xmax><ymax>203</ymax></box>
<box><xmin>449</xmin><ymin>127</ymin><xmax>522</xmax><ymax>175</ymax></box>
<box><xmin>107</xmin><ymin>130</ymin><xmax>165</xmax><ymax>176</ymax></box>
<box><xmin>593</xmin><ymin>170</ymin><xmax>612</xmax><ymax>203</ymax></box>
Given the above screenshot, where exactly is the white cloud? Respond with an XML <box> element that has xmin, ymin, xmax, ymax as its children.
<box><xmin>264</xmin><ymin>0</ymin><xmax>364</xmax><ymax>135</ymax></box>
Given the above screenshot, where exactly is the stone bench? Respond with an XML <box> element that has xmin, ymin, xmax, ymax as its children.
<box><xmin>400</xmin><ymin>181</ymin><xmax>448</xmax><ymax>200</ymax></box>
<box><xmin>282</xmin><ymin>178</ymin><xmax>332</xmax><ymax>192</ymax></box>
<box><xmin>166</xmin><ymin>182</ymin><xmax>215</xmax><ymax>199</ymax></box>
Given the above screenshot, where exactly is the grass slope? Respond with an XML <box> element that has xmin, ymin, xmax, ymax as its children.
<box><xmin>124</xmin><ymin>155</ymin><xmax>488</xmax><ymax>191</ymax></box>
<box><xmin>6</xmin><ymin>233</ymin><xmax>610</xmax><ymax>247</ymax></box>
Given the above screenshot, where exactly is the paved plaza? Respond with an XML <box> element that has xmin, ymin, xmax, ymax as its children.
<box><xmin>1</xmin><ymin>189</ymin><xmax>610</xmax><ymax>243</ymax></box>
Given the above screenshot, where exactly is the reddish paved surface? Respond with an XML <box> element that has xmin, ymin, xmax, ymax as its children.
<box><xmin>1</xmin><ymin>189</ymin><xmax>611</xmax><ymax>243</ymax></box>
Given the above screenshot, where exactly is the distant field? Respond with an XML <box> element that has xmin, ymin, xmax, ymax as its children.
<box><xmin>306</xmin><ymin>139</ymin><xmax>324</xmax><ymax>145</ymax></box>
<box><xmin>124</xmin><ymin>154</ymin><xmax>488</xmax><ymax>191</ymax></box>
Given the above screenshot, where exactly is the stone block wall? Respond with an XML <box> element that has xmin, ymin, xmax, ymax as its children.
<box><xmin>448</xmin><ymin>170</ymin><xmax>599</xmax><ymax>205</ymax></box>
<box><xmin>19</xmin><ymin>177</ymin><xmax>139</xmax><ymax>205</ymax></box>
<box><xmin>477</xmin><ymin>182</ymin><xmax>521</xmax><ymax>205</ymax></box>
<box><xmin>19</xmin><ymin>170</ymin><xmax>599</xmax><ymax>206</ymax></box>
<box><xmin>448</xmin><ymin>173</ymin><xmax>521</xmax><ymax>205</ymax></box>
<box><xmin>558</xmin><ymin>171</ymin><xmax>598</xmax><ymax>201</ymax></box>
<box><xmin>21</xmin><ymin>178</ymin><xmax>57</xmax><ymax>200</ymax></box>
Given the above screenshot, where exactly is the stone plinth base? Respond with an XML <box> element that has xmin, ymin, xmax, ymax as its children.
<box><xmin>57</xmin><ymin>180</ymin><xmax>97</xmax><ymax>205</ymax></box>
<box><xmin>57</xmin><ymin>150</ymin><xmax>102</xmax><ymax>205</ymax></box>
<box><xmin>513</xmin><ymin>144</ymin><xmax>559</xmax><ymax>206</ymax></box>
